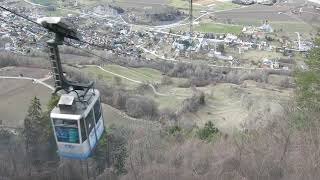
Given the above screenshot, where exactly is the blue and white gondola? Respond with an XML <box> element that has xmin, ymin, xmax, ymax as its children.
<box><xmin>50</xmin><ymin>89</ymin><xmax>104</xmax><ymax>159</ymax></box>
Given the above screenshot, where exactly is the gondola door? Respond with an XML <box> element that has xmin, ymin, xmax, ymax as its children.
<box><xmin>84</xmin><ymin>110</ymin><xmax>98</xmax><ymax>151</ymax></box>
<box><xmin>93</xmin><ymin>97</ymin><xmax>104</xmax><ymax>138</ymax></box>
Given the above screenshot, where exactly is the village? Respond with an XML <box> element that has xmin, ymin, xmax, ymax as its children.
<box><xmin>1</xmin><ymin>0</ymin><xmax>320</xmax><ymax>179</ymax></box>
<box><xmin>1</xmin><ymin>0</ymin><xmax>318</xmax><ymax>71</ymax></box>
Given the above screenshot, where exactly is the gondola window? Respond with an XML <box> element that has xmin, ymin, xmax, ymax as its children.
<box><xmin>94</xmin><ymin>99</ymin><xmax>102</xmax><ymax>123</ymax></box>
<box><xmin>53</xmin><ymin>119</ymin><xmax>79</xmax><ymax>144</ymax></box>
<box><xmin>80</xmin><ymin>118</ymin><xmax>87</xmax><ymax>142</ymax></box>
<box><xmin>86</xmin><ymin>110</ymin><xmax>95</xmax><ymax>132</ymax></box>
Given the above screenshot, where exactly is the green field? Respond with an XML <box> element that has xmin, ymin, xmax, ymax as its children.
<box><xmin>213</xmin><ymin>2</ymin><xmax>241</xmax><ymax>11</ymax></box>
<box><xmin>32</xmin><ymin>0</ymin><xmax>56</xmax><ymax>5</ymax></box>
<box><xmin>145</xmin><ymin>91</ymin><xmax>185</xmax><ymax>109</ymax></box>
<box><xmin>83</xmin><ymin>66</ymin><xmax>139</xmax><ymax>88</ymax></box>
<box><xmin>170</xmin><ymin>0</ymin><xmax>239</xmax><ymax>10</ymax></box>
<box><xmin>82</xmin><ymin>64</ymin><xmax>192</xmax><ymax>109</ymax></box>
<box><xmin>148</xmin><ymin>86</ymin><xmax>194</xmax><ymax>109</ymax></box>
<box><xmin>83</xmin><ymin>64</ymin><xmax>189</xmax><ymax>87</ymax></box>
<box><xmin>82</xmin><ymin>65</ymin><xmax>164</xmax><ymax>88</ymax></box>
<box><xmin>169</xmin><ymin>0</ymin><xmax>192</xmax><ymax>9</ymax></box>
<box><xmin>271</xmin><ymin>21</ymin><xmax>315</xmax><ymax>37</ymax></box>
<box><xmin>100</xmin><ymin>65</ymin><xmax>162</xmax><ymax>82</ymax></box>
<box><xmin>194</xmin><ymin>23</ymin><xmax>242</xmax><ymax>34</ymax></box>
<box><xmin>240</xmin><ymin>50</ymin><xmax>285</xmax><ymax>63</ymax></box>
<box><xmin>235</xmin><ymin>19</ymin><xmax>315</xmax><ymax>37</ymax></box>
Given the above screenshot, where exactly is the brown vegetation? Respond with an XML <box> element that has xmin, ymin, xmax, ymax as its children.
<box><xmin>125</xmin><ymin>96</ymin><xmax>158</xmax><ymax>119</ymax></box>
<box><xmin>0</xmin><ymin>46</ymin><xmax>299</xmax><ymax>180</ymax></box>
<box><xmin>119</xmin><ymin>103</ymin><xmax>320</xmax><ymax>180</ymax></box>
<box><xmin>0</xmin><ymin>52</ymin><xmax>49</xmax><ymax>69</ymax></box>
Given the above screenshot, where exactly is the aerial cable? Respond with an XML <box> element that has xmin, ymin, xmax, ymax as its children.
<box><xmin>0</xmin><ymin>17</ymin><xmax>47</xmax><ymax>37</ymax></box>
<box><xmin>1</xmin><ymin>18</ymin><xmax>110</xmax><ymax>61</ymax></box>
<box><xmin>76</xmin><ymin>39</ymin><xmax>109</xmax><ymax>49</ymax></box>
<box><xmin>0</xmin><ymin>5</ymin><xmax>43</xmax><ymax>28</ymax></box>
<box><xmin>0</xmin><ymin>5</ymin><xmax>107</xmax><ymax>49</ymax></box>
<box><xmin>1</xmin><ymin>19</ymin><xmax>115</xmax><ymax>62</ymax></box>
<box><xmin>64</xmin><ymin>41</ymin><xmax>110</xmax><ymax>60</ymax></box>
<box><xmin>66</xmin><ymin>40</ymin><xmax>137</xmax><ymax>68</ymax></box>
<box><xmin>0</xmin><ymin>5</ymin><xmax>142</xmax><ymax>62</ymax></box>
<box><xmin>0</xmin><ymin>4</ymin><xmax>180</xmax><ymax>51</ymax></box>
<box><xmin>64</xmin><ymin>40</ymin><xmax>134</xmax><ymax>63</ymax></box>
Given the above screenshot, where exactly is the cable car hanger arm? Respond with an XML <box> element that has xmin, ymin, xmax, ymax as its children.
<box><xmin>38</xmin><ymin>17</ymin><xmax>94</xmax><ymax>95</ymax></box>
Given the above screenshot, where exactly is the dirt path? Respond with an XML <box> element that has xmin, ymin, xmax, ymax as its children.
<box><xmin>0</xmin><ymin>74</ymin><xmax>159</xmax><ymax>128</ymax></box>
<box><xmin>0</xmin><ymin>76</ymin><xmax>54</xmax><ymax>90</ymax></box>
<box><xmin>87</xmin><ymin>65</ymin><xmax>169</xmax><ymax>96</ymax></box>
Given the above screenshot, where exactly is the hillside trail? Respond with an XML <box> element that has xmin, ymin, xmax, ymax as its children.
<box><xmin>86</xmin><ymin>65</ymin><xmax>169</xmax><ymax>96</ymax></box>
<box><xmin>0</xmin><ymin>74</ymin><xmax>159</xmax><ymax>126</ymax></box>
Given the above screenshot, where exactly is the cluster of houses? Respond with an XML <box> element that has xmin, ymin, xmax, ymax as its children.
<box><xmin>0</xmin><ymin>2</ymin><xmax>315</xmax><ymax>71</ymax></box>
<box><xmin>0</xmin><ymin>6</ymin><xmax>46</xmax><ymax>54</ymax></box>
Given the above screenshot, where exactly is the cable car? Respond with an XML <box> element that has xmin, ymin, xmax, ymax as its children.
<box><xmin>51</xmin><ymin>89</ymin><xmax>104</xmax><ymax>159</ymax></box>
<box><xmin>37</xmin><ymin>17</ymin><xmax>105</xmax><ymax>159</ymax></box>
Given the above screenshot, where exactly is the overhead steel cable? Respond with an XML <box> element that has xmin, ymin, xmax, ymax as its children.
<box><xmin>64</xmin><ymin>41</ymin><xmax>110</xmax><ymax>60</ymax></box>
<box><xmin>0</xmin><ymin>16</ymin><xmax>115</xmax><ymax>62</ymax></box>
<box><xmin>64</xmin><ymin>39</ymin><xmax>139</xmax><ymax>63</ymax></box>
<box><xmin>0</xmin><ymin>17</ymin><xmax>46</xmax><ymax>37</ymax></box>
<box><xmin>76</xmin><ymin>39</ymin><xmax>109</xmax><ymax>49</ymax></box>
<box><xmin>0</xmin><ymin>5</ymin><xmax>109</xmax><ymax>49</ymax></box>
<box><xmin>0</xmin><ymin>4</ymin><xmax>148</xmax><ymax>65</ymax></box>
<box><xmin>0</xmin><ymin>5</ymin><xmax>43</xmax><ymax>28</ymax></box>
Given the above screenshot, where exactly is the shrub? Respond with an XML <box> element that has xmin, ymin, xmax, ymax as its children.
<box><xmin>161</xmin><ymin>76</ymin><xmax>173</xmax><ymax>85</ymax></box>
<box><xmin>113</xmin><ymin>76</ymin><xmax>122</xmax><ymax>86</ymax></box>
<box><xmin>190</xmin><ymin>77</ymin><xmax>210</xmax><ymax>87</ymax></box>
<box><xmin>0</xmin><ymin>52</ymin><xmax>49</xmax><ymax>68</ymax></box>
<box><xmin>125</xmin><ymin>96</ymin><xmax>158</xmax><ymax>119</ymax></box>
<box><xmin>197</xmin><ymin>121</ymin><xmax>219</xmax><ymax>141</ymax></box>
<box><xmin>168</xmin><ymin>125</ymin><xmax>182</xmax><ymax>135</ymax></box>
<box><xmin>179</xmin><ymin>92</ymin><xmax>205</xmax><ymax>114</ymax></box>
<box><xmin>59</xmin><ymin>45</ymin><xmax>92</xmax><ymax>57</ymax></box>
<box><xmin>279</xmin><ymin>77</ymin><xmax>292</xmax><ymax>88</ymax></box>
<box><xmin>112</xmin><ymin>91</ymin><xmax>129</xmax><ymax>110</ymax></box>
<box><xmin>93</xmin><ymin>127</ymin><xmax>129</xmax><ymax>175</ymax></box>
<box><xmin>177</xmin><ymin>80</ymin><xmax>191</xmax><ymax>88</ymax></box>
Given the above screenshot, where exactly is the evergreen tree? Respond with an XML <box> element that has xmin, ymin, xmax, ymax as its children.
<box><xmin>22</xmin><ymin>95</ymin><xmax>60</xmax><ymax>173</ymax></box>
<box><xmin>23</xmin><ymin>96</ymin><xmax>42</xmax><ymax>154</ymax></box>
<box><xmin>40</xmin><ymin>95</ymin><xmax>60</xmax><ymax>161</ymax></box>
<box><xmin>41</xmin><ymin>95</ymin><xmax>59</xmax><ymax>143</ymax></box>
<box><xmin>22</xmin><ymin>96</ymin><xmax>42</xmax><ymax>174</ymax></box>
